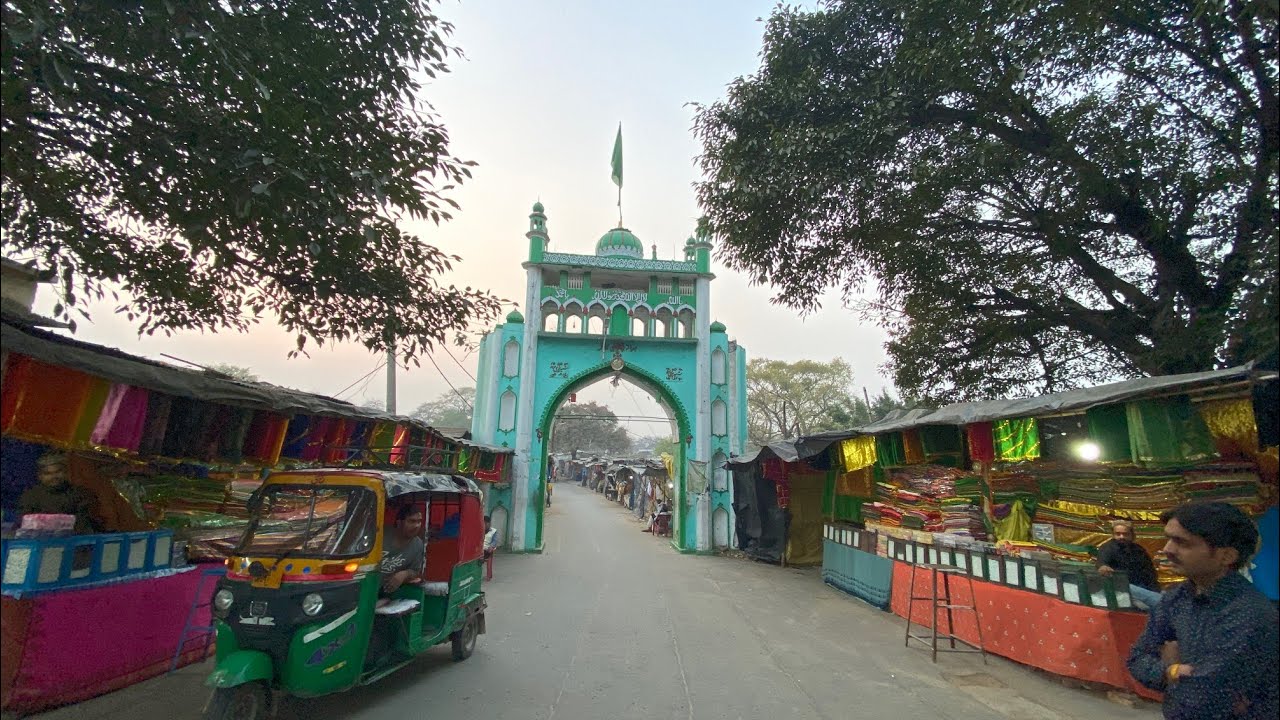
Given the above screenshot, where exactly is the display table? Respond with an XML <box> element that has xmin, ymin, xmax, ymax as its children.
<box><xmin>888</xmin><ymin>560</ymin><xmax>1160</xmax><ymax>699</ymax></box>
<box><xmin>1</xmin><ymin>564</ymin><xmax>216</xmax><ymax>714</ymax></box>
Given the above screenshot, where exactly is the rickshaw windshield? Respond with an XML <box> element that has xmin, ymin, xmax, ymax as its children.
<box><xmin>236</xmin><ymin>485</ymin><xmax>377</xmax><ymax>559</ymax></box>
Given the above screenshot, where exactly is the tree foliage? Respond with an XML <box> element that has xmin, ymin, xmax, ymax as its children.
<box><xmin>694</xmin><ymin>0</ymin><xmax>1278</xmax><ymax>403</ymax></box>
<box><xmin>409</xmin><ymin>386</ymin><xmax>474</xmax><ymax>429</ymax></box>
<box><xmin>549</xmin><ymin>401</ymin><xmax>632</xmax><ymax>456</ymax></box>
<box><xmin>747</xmin><ymin>358</ymin><xmax>908</xmax><ymax>444</ymax></box>
<box><xmin>1</xmin><ymin>0</ymin><xmax>501</xmax><ymax>357</ymax></box>
<box><xmin>652</xmin><ymin>436</ymin><xmax>680</xmax><ymax>460</ymax></box>
<box><xmin>204</xmin><ymin>362</ymin><xmax>257</xmax><ymax>382</ymax></box>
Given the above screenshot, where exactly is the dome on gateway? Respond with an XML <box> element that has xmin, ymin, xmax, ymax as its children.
<box><xmin>595</xmin><ymin>227</ymin><xmax>645</xmax><ymax>259</ymax></box>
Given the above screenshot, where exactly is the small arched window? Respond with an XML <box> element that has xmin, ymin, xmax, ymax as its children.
<box><xmin>502</xmin><ymin>339</ymin><xmax>520</xmax><ymax>377</ymax></box>
<box><xmin>499</xmin><ymin>391</ymin><xmax>517</xmax><ymax>431</ymax></box>
<box><xmin>712</xmin><ymin>451</ymin><xmax>728</xmax><ymax>492</ymax></box>
<box><xmin>712</xmin><ymin>399</ymin><xmax>728</xmax><ymax>437</ymax></box>
<box><xmin>711</xmin><ymin>348</ymin><xmax>727</xmax><ymax>385</ymax></box>
<box><xmin>543</xmin><ymin>312</ymin><xmax>558</xmax><ymax>332</ymax></box>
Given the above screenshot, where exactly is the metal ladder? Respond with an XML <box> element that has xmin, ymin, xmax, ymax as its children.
<box><xmin>904</xmin><ymin>563</ymin><xmax>988</xmax><ymax>663</ymax></box>
<box><xmin>169</xmin><ymin>566</ymin><xmax>227</xmax><ymax>673</ymax></box>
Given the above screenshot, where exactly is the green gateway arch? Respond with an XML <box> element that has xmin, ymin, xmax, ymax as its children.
<box><xmin>470</xmin><ymin>202</ymin><xmax>748</xmax><ymax>552</ymax></box>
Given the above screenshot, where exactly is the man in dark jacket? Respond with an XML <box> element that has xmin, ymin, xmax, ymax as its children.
<box><xmin>1097</xmin><ymin>519</ymin><xmax>1160</xmax><ymax>608</ymax></box>
<box><xmin>1127</xmin><ymin>502</ymin><xmax>1278</xmax><ymax>719</ymax></box>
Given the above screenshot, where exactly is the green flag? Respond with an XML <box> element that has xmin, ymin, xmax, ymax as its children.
<box><xmin>610</xmin><ymin>123</ymin><xmax>623</xmax><ymax>189</ymax></box>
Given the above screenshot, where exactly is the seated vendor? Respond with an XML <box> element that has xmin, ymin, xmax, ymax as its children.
<box><xmin>19</xmin><ymin>452</ymin><xmax>102</xmax><ymax>534</ymax></box>
<box><xmin>379</xmin><ymin>505</ymin><xmax>425</xmax><ymax>595</ymax></box>
<box><xmin>1097</xmin><ymin>519</ymin><xmax>1161</xmax><ymax>609</ymax></box>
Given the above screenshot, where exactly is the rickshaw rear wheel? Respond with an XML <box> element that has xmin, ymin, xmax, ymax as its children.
<box><xmin>204</xmin><ymin>682</ymin><xmax>268</xmax><ymax>720</ymax></box>
<box><xmin>450</xmin><ymin>613</ymin><xmax>478</xmax><ymax>661</ymax></box>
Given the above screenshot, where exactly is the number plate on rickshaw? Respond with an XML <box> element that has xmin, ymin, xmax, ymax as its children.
<box><xmin>250</xmin><ymin>601</ymin><xmax>269</xmax><ymax>617</ymax></box>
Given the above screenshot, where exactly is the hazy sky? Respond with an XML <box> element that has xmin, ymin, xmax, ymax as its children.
<box><xmin>30</xmin><ymin>0</ymin><xmax>891</xmax><ymax>439</ymax></box>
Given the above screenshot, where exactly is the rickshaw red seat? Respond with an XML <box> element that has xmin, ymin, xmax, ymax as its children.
<box><xmin>424</xmin><ymin>539</ymin><xmax>458</xmax><ymax>581</ymax></box>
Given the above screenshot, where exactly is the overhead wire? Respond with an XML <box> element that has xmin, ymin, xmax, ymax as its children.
<box><xmin>426</xmin><ymin>351</ymin><xmax>473</xmax><ymax>411</ymax></box>
<box><xmin>335</xmin><ymin>360</ymin><xmax>387</xmax><ymax>400</ymax></box>
<box><xmin>441</xmin><ymin>345</ymin><xmax>477</xmax><ymax>382</ymax></box>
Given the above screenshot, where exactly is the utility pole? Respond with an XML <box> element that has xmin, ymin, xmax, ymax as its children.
<box><xmin>385</xmin><ymin>342</ymin><xmax>397</xmax><ymax>414</ymax></box>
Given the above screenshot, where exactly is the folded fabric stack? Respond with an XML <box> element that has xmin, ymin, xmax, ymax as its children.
<box><xmin>987</xmin><ymin>472</ymin><xmax>1041</xmax><ymax>513</ymax></box>
<box><xmin>1056</xmin><ymin>477</ymin><xmax>1118</xmax><ymax>507</ymax></box>
<box><xmin>1182</xmin><ymin>464</ymin><xmax>1262</xmax><ymax>513</ymax></box>
<box><xmin>862</xmin><ymin>502</ymin><xmax>902</xmax><ymax>527</ymax></box>
<box><xmin>940</xmin><ymin>497</ymin><xmax>987</xmax><ymax>540</ymax></box>
<box><xmin>1111</xmin><ymin>474</ymin><xmax>1183</xmax><ymax>515</ymax></box>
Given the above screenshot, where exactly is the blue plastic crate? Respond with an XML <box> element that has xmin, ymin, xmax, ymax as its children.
<box><xmin>1</xmin><ymin>529</ymin><xmax>174</xmax><ymax>595</ymax></box>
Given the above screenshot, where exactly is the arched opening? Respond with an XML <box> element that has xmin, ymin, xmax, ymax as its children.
<box><xmin>587</xmin><ymin>315</ymin><xmax>606</xmax><ymax>334</ymax></box>
<box><xmin>535</xmin><ymin>365</ymin><xmax>689</xmax><ymax>550</ymax></box>
<box><xmin>565</xmin><ymin>314</ymin><xmax>584</xmax><ymax>333</ymax></box>
<box><xmin>541</xmin><ymin>300</ymin><xmax>559</xmax><ymax>332</ymax></box>
<box><xmin>711</xmin><ymin>399</ymin><xmax>727</xmax><ymax>437</ymax></box>
<box><xmin>498</xmin><ymin>391</ymin><xmax>517</xmax><ymax>431</ymax></box>
<box><xmin>712</xmin><ymin>451</ymin><xmax>728</xmax><ymax>491</ymax></box>
<box><xmin>631</xmin><ymin>306</ymin><xmax>652</xmax><ymax>337</ymax></box>
<box><xmin>654</xmin><ymin>307</ymin><xmax>674</xmax><ymax>338</ymax></box>
<box><xmin>503</xmin><ymin>339</ymin><xmax>520</xmax><ymax>377</ymax></box>
<box><xmin>490</xmin><ymin>505</ymin><xmax>509</xmax><ymax>549</ymax></box>
<box><xmin>677</xmin><ymin>309</ymin><xmax>695</xmax><ymax>339</ymax></box>
<box><xmin>711</xmin><ymin>348</ymin><xmax>727</xmax><ymax>385</ymax></box>
<box><xmin>713</xmin><ymin>506</ymin><xmax>730</xmax><ymax>549</ymax></box>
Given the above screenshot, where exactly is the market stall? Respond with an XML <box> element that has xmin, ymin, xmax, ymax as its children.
<box><xmin>0</xmin><ymin>314</ymin><xmax>512</xmax><ymax>713</ymax></box>
<box><xmin>809</xmin><ymin>364</ymin><xmax>1277</xmax><ymax>694</ymax></box>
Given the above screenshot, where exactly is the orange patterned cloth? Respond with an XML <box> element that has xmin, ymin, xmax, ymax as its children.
<box><xmin>890</xmin><ymin>561</ymin><xmax>1160</xmax><ymax>699</ymax></box>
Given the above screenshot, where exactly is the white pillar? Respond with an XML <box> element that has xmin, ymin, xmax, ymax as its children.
<box><xmin>693</xmin><ymin>277</ymin><xmax>712</xmax><ymax>552</ymax></box>
<box><xmin>512</xmin><ymin>266</ymin><xmax>543</xmax><ymax>550</ymax></box>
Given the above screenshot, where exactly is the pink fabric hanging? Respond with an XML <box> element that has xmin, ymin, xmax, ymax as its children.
<box><xmin>90</xmin><ymin>384</ymin><xmax>151</xmax><ymax>451</ymax></box>
<box><xmin>966</xmin><ymin>421</ymin><xmax>995</xmax><ymax>464</ymax></box>
<box><xmin>299</xmin><ymin>416</ymin><xmax>333</xmax><ymax>461</ymax></box>
<box><xmin>389</xmin><ymin>424</ymin><xmax>410</xmax><ymax>465</ymax></box>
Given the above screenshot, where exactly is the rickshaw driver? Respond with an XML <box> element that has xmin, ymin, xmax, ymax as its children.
<box><xmin>379</xmin><ymin>504</ymin><xmax>426</xmax><ymax>595</ymax></box>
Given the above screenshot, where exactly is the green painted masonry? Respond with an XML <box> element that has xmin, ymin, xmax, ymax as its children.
<box><xmin>473</xmin><ymin>202</ymin><xmax>747</xmax><ymax>553</ymax></box>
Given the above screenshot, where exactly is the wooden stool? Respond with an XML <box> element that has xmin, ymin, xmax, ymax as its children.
<box><xmin>904</xmin><ymin>563</ymin><xmax>987</xmax><ymax>664</ymax></box>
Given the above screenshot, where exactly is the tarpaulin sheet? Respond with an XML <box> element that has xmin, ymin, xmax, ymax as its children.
<box><xmin>785</xmin><ymin>471</ymin><xmax>826</xmax><ymax>566</ymax></box>
<box><xmin>3</xmin><ymin>319</ymin><xmax>404</xmax><ymax>424</ymax></box>
<box><xmin>857</xmin><ymin>365</ymin><xmax>1272</xmax><ymax>434</ymax></box>
<box><xmin>889</xmin><ymin>561</ymin><xmax>1160</xmax><ymax>699</ymax></box>
<box><xmin>731</xmin><ymin>463</ymin><xmax>786</xmax><ymax>563</ymax></box>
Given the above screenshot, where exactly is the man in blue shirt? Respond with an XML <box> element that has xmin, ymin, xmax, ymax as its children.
<box><xmin>1128</xmin><ymin>502</ymin><xmax>1278</xmax><ymax>719</ymax></box>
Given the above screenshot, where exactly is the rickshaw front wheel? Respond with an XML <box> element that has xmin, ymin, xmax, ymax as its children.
<box><xmin>204</xmin><ymin>682</ymin><xmax>269</xmax><ymax>720</ymax></box>
<box><xmin>450</xmin><ymin>613</ymin><xmax>478</xmax><ymax>661</ymax></box>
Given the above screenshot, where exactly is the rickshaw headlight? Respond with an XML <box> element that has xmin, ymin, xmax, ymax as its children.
<box><xmin>212</xmin><ymin>589</ymin><xmax>234</xmax><ymax>616</ymax></box>
<box><xmin>301</xmin><ymin>593</ymin><xmax>324</xmax><ymax>616</ymax></box>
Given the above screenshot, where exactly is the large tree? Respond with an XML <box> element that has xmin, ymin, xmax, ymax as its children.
<box><xmin>409</xmin><ymin>386</ymin><xmax>474</xmax><ymax>429</ymax></box>
<box><xmin>694</xmin><ymin>0</ymin><xmax>1278</xmax><ymax>403</ymax></box>
<box><xmin>2</xmin><ymin>0</ymin><xmax>500</xmax><ymax>357</ymax></box>
<box><xmin>746</xmin><ymin>358</ymin><xmax>907</xmax><ymax>444</ymax></box>
<box><xmin>548</xmin><ymin>401</ymin><xmax>632</xmax><ymax>457</ymax></box>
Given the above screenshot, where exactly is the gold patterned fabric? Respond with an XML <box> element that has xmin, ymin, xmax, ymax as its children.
<box><xmin>840</xmin><ymin>436</ymin><xmax>877</xmax><ymax>471</ymax></box>
<box><xmin>1043</xmin><ymin>500</ymin><xmax>1165</xmax><ymax>522</ymax></box>
<box><xmin>835</xmin><ymin>466</ymin><xmax>874</xmax><ymax>497</ymax></box>
<box><xmin>1198</xmin><ymin>398</ymin><xmax>1260</xmax><ymax>459</ymax></box>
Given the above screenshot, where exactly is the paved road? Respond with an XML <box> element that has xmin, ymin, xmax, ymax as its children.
<box><xmin>35</xmin><ymin>482</ymin><xmax>1158</xmax><ymax>720</ymax></box>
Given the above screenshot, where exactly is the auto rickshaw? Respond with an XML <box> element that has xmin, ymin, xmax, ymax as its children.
<box><xmin>202</xmin><ymin>469</ymin><xmax>487</xmax><ymax>719</ymax></box>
